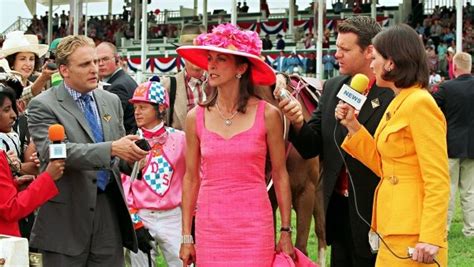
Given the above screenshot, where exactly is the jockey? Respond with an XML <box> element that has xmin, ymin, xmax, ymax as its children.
<box><xmin>122</xmin><ymin>81</ymin><xmax>186</xmax><ymax>267</ymax></box>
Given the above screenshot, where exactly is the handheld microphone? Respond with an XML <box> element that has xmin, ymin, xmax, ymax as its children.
<box><xmin>48</xmin><ymin>124</ymin><xmax>67</xmax><ymax>159</ymax></box>
<box><xmin>336</xmin><ymin>73</ymin><xmax>370</xmax><ymax>110</ymax></box>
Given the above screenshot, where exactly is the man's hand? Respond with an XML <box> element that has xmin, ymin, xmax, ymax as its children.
<box><xmin>278</xmin><ymin>96</ymin><xmax>304</xmax><ymax>131</ymax></box>
<box><xmin>111</xmin><ymin>135</ymin><xmax>148</xmax><ymax>162</ymax></box>
<box><xmin>136</xmin><ymin>227</ymin><xmax>154</xmax><ymax>253</ymax></box>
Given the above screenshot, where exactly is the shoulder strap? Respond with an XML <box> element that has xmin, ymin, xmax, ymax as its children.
<box><xmin>168</xmin><ymin>76</ymin><xmax>177</xmax><ymax>126</ymax></box>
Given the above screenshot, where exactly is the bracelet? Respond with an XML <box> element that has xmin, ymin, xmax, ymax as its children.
<box><xmin>181</xmin><ymin>234</ymin><xmax>194</xmax><ymax>244</ymax></box>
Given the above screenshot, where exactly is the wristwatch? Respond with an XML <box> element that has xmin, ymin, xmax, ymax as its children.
<box><xmin>280</xmin><ymin>226</ymin><xmax>292</xmax><ymax>233</ymax></box>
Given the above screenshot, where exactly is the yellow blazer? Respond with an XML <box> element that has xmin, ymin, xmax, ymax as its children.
<box><xmin>342</xmin><ymin>86</ymin><xmax>450</xmax><ymax>249</ymax></box>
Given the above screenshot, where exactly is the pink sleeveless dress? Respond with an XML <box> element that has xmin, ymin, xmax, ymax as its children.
<box><xmin>195</xmin><ymin>100</ymin><xmax>274</xmax><ymax>266</ymax></box>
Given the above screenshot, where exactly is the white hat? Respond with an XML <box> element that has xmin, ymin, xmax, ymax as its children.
<box><xmin>0</xmin><ymin>31</ymin><xmax>48</xmax><ymax>58</ymax></box>
<box><xmin>0</xmin><ymin>58</ymin><xmax>11</xmax><ymax>72</ymax></box>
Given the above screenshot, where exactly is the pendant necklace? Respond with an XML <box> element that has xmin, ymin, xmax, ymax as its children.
<box><xmin>216</xmin><ymin>100</ymin><xmax>238</xmax><ymax>126</ymax></box>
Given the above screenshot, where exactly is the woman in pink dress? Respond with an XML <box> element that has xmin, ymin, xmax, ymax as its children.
<box><xmin>177</xmin><ymin>24</ymin><xmax>295</xmax><ymax>266</ymax></box>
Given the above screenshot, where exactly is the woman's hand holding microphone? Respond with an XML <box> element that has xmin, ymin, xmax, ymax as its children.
<box><xmin>335</xmin><ymin>100</ymin><xmax>362</xmax><ymax>136</ymax></box>
<box><xmin>45</xmin><ymin>159</ymin><xmax>66</xmax><ymax>181</ymax></box>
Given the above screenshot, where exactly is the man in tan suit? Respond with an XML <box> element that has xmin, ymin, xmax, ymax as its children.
<box><xmin>160</xmin><ymin>24</ymin><xmax>209</xmax><ymax>130</ymax></box>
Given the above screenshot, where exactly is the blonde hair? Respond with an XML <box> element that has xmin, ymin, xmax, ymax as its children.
<box><xmin>56</xmin><ymin>35</ymin><xmax>95</xmax><ymax>66</ymax></box>
<box><xmin>453</xmin><ymin>52</ymin><xmax>472</xmax><ymax>72</ymax></box>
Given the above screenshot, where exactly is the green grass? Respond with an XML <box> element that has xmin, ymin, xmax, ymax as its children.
<box><xmin>447</xmin><ymin>196</ymin><xmax>474</xmax><ymax>267</ymax></box>
<box><xmin>155</xmin><ymin>197</ymin><xmax>474</xmax><ymax>266</ymax></box>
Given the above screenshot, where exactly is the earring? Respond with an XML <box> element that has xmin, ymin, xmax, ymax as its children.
<box><xmin>235</xmin><ymin>73</ymin><xmax>242</xmax><ymax>79</ymax></box>
<box><xmin>385</xmin><ymin>66</ymin><xmax>392</xmax><ymax>72</ymax></box>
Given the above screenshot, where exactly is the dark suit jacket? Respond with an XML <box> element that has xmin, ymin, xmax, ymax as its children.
<box><xmin>433</xmin><ymin>74</ymin><xmax>474</xmax><ymax>158</ymax></box>
<box><xmin>27</xmin><ymin>83</ymin><xmax>138</xmax><ymax>256</ymax></box>
<box><xmin>289</xmin><ymin>75</ymin><xmax>394</xmax><ymax>258</ymax></box>
<box><xmin>106</xmin><ymin>69</ymin><xmax>138</xmax><ymax>134</ymax></box>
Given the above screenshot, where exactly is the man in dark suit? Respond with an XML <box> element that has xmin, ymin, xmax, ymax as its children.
<box><xmin>27</xmin><ymin>35</ymin><xmax>148</xmax><ymax>266</ymax></box>
<box><xmin>278</xmin><ymin>16</ymin><xmax>394</xmax><ymax>267</ymax></box>
<box><xmin>97</xmin><ymin>41</ymin><xmax>138</xmax><ymax>134</ymax></box>
<box><xmin>433</xmin><ymin>52</ymin><xmax>474</xmax><ymax>238</ymax></box>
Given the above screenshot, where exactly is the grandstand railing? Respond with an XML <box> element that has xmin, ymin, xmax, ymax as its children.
<box><xmin>1</xmin><ymin>17</ymin><xmax>32</xmax><ymax>37</ymax></box>
<box><xmin>424</xmin><ymin>0</ymin><xmax>468</xmax><ymax>14</ymax></box>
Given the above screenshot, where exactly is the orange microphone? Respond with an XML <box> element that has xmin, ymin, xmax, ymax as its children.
<box><xmin>48</xmin><ymin>124</ymin><xmax>67</xmax><ymax>159</ymax></box>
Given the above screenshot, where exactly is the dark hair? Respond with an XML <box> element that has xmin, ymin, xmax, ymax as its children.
<box><xmin>0</xmin><ymin>72</ymin><xmax>23</xmax><ymax>99</ymax></box>
<box><xmin>152</xmin><ymin>104</ymin><xmax>167</xmax><ymax>121</ymax></box>
<box><xmin>202</xmin><ymin>55</ymin><xmax>257</xmax><ymax>113</ymax></box>
<box><xmin>337</xmin><ymin>16</ymin><xmax>382</xmax><ymax>50</ymax></box>
<box><xmin>373</xmin><ymin>24</ymin><xmax>429</xmax><ymax>88</ymax></box>
<box><xmin>0</xmin><ymin>83</ymin><xmax>18</xmax><ymax>116</ymax></box>
<box><xmin>6</xmin><ymin>53</ymin><xmax>41</xmax><ymax>74</ymax></box>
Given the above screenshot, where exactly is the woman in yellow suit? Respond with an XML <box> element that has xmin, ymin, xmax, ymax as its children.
<box><xmin>335</xmin><ymin>24</ymin><xmax>449</xmax><ymax>266</ymax></box>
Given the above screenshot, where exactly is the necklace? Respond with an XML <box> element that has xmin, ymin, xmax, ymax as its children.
<box><xmin>215</xmin><ymin>100</ymin><xmax>238</xmax><ymax>126</ymax></box>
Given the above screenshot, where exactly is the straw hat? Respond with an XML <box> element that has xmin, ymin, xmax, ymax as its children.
<box><xmin>176</xmin><ymin>23</ymin><xmax>276</xmax><ymax>85</ymax></box>
<box><xmin>0</xmin><ymin>31</ymin><xmax>48</xmax><ymax>58</ymax></box>
<box><xmin>173</xmin><ymin>23</ymin><xmax>206</xmax><ymax>47</ymax></box>
<box><xmin>0</xmin><ymin>58</ymin><xmax>10</xmax><ymax>72</ymax></box>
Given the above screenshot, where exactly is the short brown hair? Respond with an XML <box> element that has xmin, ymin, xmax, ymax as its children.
<box><xmin>373</xmin><ymin>24</ymin><xmax>429</xmax><ymax>88</ymax></box>
<box><xmin>453</xmin><ymin>52</ymin><xmax>472</xmax><ymax>72</ymax></box>
<box><xmin>56</xmin><ymin>35</ymin><xmax>95</xmax><ymax>66</ymax></box>
<box><xmin>337</xmin><ymin>16</ymin><xmax>382</xmax><ymax>50</ymax></box>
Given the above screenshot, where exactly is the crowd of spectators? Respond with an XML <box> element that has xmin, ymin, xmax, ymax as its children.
<box><xmin>410</xmin><ymin>3</ymin><xmax>474</xmax><ymax>91</ymax></box>
<box><xmin>5</xmin><ymin>2</ymin><xmax>472</xmax><ymax>83</ymax></box>
<box><xmin>21</xmin><ymin>6</ymin><xmax>179</xmax><ymax>47</ymax></box>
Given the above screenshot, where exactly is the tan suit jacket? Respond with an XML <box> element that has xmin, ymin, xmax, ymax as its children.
<box><xmin>161</xmin><ymin>71</ymin><xmax>210</xmax><ymax>130</ymax></box>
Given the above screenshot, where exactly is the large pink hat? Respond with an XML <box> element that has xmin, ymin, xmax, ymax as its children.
<box><xmin>129</xmin><ymin>81</ymin><xmax>169</xmax><ymax>107</ymax></box>
<box><xmin>176</xmin><ymin>23</ymin><xmax>276</xmax><ymax>86</ymax></box>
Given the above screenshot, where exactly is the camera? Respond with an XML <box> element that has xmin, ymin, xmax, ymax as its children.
<box><xmin>46</xmin><ymin>62</ymin><xmax>57</xmax><ymax>70</ymax></box>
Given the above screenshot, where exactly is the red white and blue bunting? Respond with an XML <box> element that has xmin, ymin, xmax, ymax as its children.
<box><xmin>294</xmin><ymin>20</ymin><xmax>313</xmax><ymax>34</ymax></box>
<box><xmin>261</xmin><ymin>21</ymin><xmax>286</xmax><ymax>35</ymax></box>
<box><xmin>238</xmin><ymin>22</ymin><xmax>259</xmax><ymax>32</ymax></box>
<box><xmin>127</xmin><ymin>56</ymin><xmax>184</xmax><ymax>73</ymax></box>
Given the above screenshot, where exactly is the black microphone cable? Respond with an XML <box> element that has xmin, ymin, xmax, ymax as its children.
<box><xmin>332</xmin><ymin>122</ymin><xmax>441</xmax><ymax>267</ymax></box>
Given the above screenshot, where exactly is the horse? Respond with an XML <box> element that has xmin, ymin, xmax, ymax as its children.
<box><xmin>257</xmin><ymin>75</ymin><xmax>327</xmax><ymax>266</ymax></box>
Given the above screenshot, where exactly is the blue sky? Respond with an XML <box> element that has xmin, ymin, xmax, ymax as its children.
<box><xmin>1</xmin><ymin>0</ymin><xmax>403</xmax><ymax>33</ymax></box>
